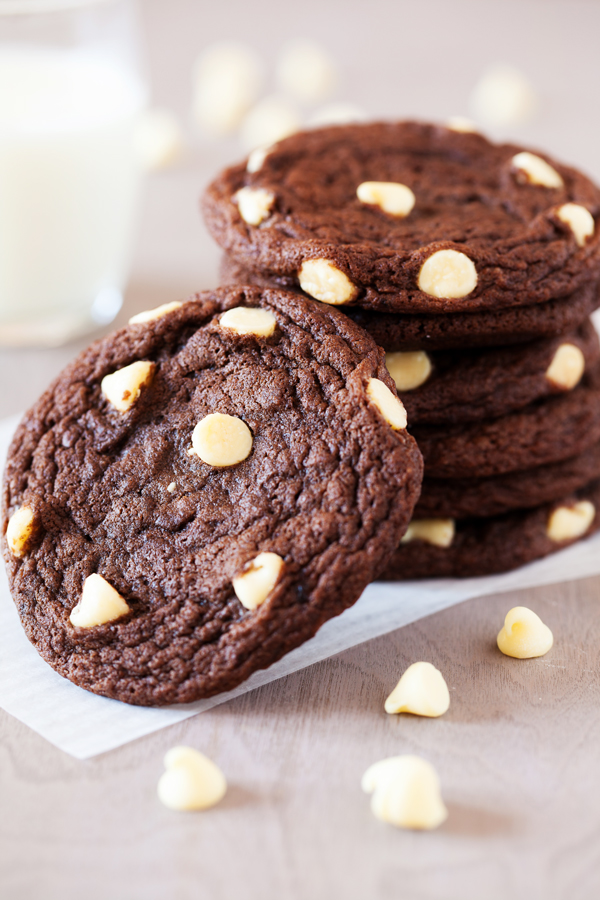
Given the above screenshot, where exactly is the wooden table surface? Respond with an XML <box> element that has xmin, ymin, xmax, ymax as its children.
<box><xmin>2</xmin><ymin>2</ymin><xmax>600</xmax><ymax>897</ymax></box>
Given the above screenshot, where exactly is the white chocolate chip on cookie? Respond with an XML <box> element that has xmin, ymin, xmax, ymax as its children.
<box><xmin>246</xmin><ymin>144</ymin><xmax>271</xmax><ymax>173</ymax></box>
<box><xmin>70</xmin><ymin>573</ymin><xmax>130</xmax><ymax>629</ymax></box>
<box><xmin>6</xmin><ymin>506</ymin><xmax>35</xmax><ymax>558</ymax></box>
<box><xmin>366</xmin><ymin>378</ymin><xmax>407</xmax><ymax>430</ymax></box>
<box><xmin>497</xmin><ymin>606</ymin><xmax>553</xmax><ymax>659</ymax></box>
<box><xmin>192</xmin><ymin>413</ymin><xmax>253</xmax><ymax>467</ymax></box>
<box><xmin>385</xmin><ymin>351</ymin><xmax>432</xmax><ymax>391</ymax></box>
<box><xmin>545</xmin><ymin>343</ymin><xmax>585</xmax><ymax>390</ymax></box>
<box><xmin>101</xmin><ymin>361</ymin><xmax>155</xmax><ymax>413</ymax></box>
<box><xmin>219</xmin><ymin>306</ymin><xmax>277</xmax><ymax>337</ymax></box>
<box><xmin>298</xmin><ymin>259</ymin><xmax>356</xmax><ymax>305</ymax></box>
<box><xmin>129</xmin><ymin>302</ymin><xmax>182</xmax><ymax>325</ymax></box>
<box><xmin>401</xmin><ymin>518</ymin><xmax>455</xmax><ymax>548</ymax></box>
<box><xmin>233</xmin><ymin>551</ymin><xmax>284</xmax><ymax>610</ymax></box>
<box><xmin>234</xmin><ymin>186</ymin><xmax>275</xmax><ymax>225</ymax></box>
<box><xmin>157</xmin><ymin>746</ymin><xmax>227</xmax><ymax>811</ymax></box>
<box><xmin>511</xmin><ymin>151</ymin><xmax>563</xmax><ymax>188</ymax></box>
<box><xmin>356</xmin><ymin>181</ymin><xmax>415</xmax><ymax>218</ymax></box>
<box><xmin>547</xmin><ymin>501</ymin><xmax>595</xmax><ymax>542</ymax></box>
<box><xmin>557</xmin><ymin>203</ymin><xmax>595</xmax><ymax>247</ymax></box>
<box><xmin>445</xmin><ymin>116</ymin><xmax>477</xmax><ymax>133</ymax></box>
<box><xmin>418</xmin><ymin>249</ymin><xmax>477</xmax><ymax>299</ymax></box>
<box><xmin>362</xmin><ymin>755</ymin><xmax>448</xmax><ymax>830</ymax></box>
<box><xmin>384</xmin><ymin>661</ymin><xmax>450</xmax><ymax>717</ymax></box>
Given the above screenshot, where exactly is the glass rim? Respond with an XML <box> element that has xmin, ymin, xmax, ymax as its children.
<box><xmin>0</xmin><ymin>0</ymin><xmax>115</xmax><ymax>15</ymax></box>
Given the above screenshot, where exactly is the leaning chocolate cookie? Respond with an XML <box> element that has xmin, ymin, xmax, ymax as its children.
<box><xmin>389</xmin><ymin>319</ymin><xmax>599</xmax><ymax>425</ymax></box>
<box><xmin>2</xmin><ymin>287</ymin><xmax>422</xmax><ymax>706</ymax></box>
<box><xmin>204</xmin><ymin>122</ymin><xmax>600</xmax><ymax>314</ymax></box>
<box><xmin>381</xmin><ymin>480</ymin><xmax>600</xmax><ymax>580</ymax></box>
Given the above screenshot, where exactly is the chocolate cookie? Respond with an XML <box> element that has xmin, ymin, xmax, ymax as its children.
<box><xmin>394</xmin><ymin>319</ymin><xmax>599</xmax><ymax>425</ymax></box>
<box><xmin>416</xmin><ymin>439</ymin><xmax>600</xmax><ymax>518</ymax></box>
<box><xmin>413</xmin><ymin>364</ymin><xmax>600</xmax><ymax>478</ymax></box>
<box><xmin>220</xmin><ymin>253</ymin><xmax>600</xmax><ymax>352</ymax></box>
<box><xmin>2</xmin><ymin>286</ymin><xmax>423</xmax><ymax>707</ymax></box>
<box><xmin>381</xmin><ymin>480</ymin><xmax>600</xmax><ymax>580</ymax></box>
<box><xmin>203</xmin><ymin>122</ymin><xmax>600</xmax><ymax>314</ymax></box>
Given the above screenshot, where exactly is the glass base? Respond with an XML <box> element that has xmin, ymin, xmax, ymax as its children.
<box><xmin>0</xmin><ymin>286</ymin><xmax>123</xmax><ymax>348</ymax></box>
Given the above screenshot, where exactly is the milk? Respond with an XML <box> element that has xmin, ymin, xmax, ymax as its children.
<box><xmin>0</xmin><ymin>49</ymin><xmax>147</xmax><ymax>344</ymax></box>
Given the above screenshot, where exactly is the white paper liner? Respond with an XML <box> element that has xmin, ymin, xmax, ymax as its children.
<box><xmin>1</xmin><ymin>407</ymin><xmax>599</xmax><ymax>760</ymax></box>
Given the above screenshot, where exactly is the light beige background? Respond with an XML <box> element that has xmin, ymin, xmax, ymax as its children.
<box><xmin>2</xmin><ymin>1</ymin><xmax>600</xmax><ymax>897</ymax></box>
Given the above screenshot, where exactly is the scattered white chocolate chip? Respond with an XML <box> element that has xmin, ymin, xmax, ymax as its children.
<box><xmin>469</xmin><ymin>64</ymin><xmax>537</xmax><ymax>128</ymax></box>
<box><xmin>401</xmin><ymin>518</ymin><xmax>455</xmax><ymax>548</ymax></box>
<box><xmin>385</xmin><ymin>351</ymin><xmax>432</xmax><ymax>392</ymax></box>
<box><xmin>362</xmin><ymin>755</ymin><xmax>448</xmax><ymax>831</ymax></box>
<box><xmin>545</xmin><ymin>343</ymin><xmax>585</xmax><ymax>390</ymax></box>
<box><xmin>233</xmin><ymin>186</ymin><xmax>275</xmax><ymax>226</ymax></box>
<box><xmin>69</xmin><ymin>573</ymin><xmax>130</xmax><ymax>629</ymax></box>
<box><xmin>101</xmin><ymin>360</ymin><xmax>155</xmax><ymax>413</ymax></box>
<box><xmin>246</xmin><ymin>144</ymin><xmax>271</xmax><ymax>174</ymax></box>
<box><xmin>240</xmin><ymin>95</ymin><xmax>300</xmax><ymax>152</ymax></box>
<box><xmin>167</xmin><ymin>482</ymin><xmax>176</xmax><ymax>493</ymax></box>
<box><xmin>157</xmin><ymin>746</ymin><xmax>227</xmax><ymax>811</ymax></box>
<box><xmin>298</xmin><ymin>258</ymin><xmax>356</xmax><ymax>305</ymax></box>
<box><xmin>233</xmin><ymin>551</ymin><xmax>284</xmax><ymax>611</ymax></box>
<box><xmin>357</xmin><ymin>181</ymin><xmax>415</xmax><ymax>218</ymax></box>
<box><xmin>129</xmin><ymin>301</ymin><xmax>182</xmax><ymax>325</ymax></box>
<box><xmin>366</xmin><ymin>378</ymin><xmax>407</xmax><ymax>430</ymax></box>
<box><xmin>192</xmin><ymin>413</ymin><xmax>253</xmax><ymax>467</ymax></box>
<box><xmin>511</xmin><ymin>151</ymin><xmax>563</xmax><ymax>188</ymax></box>
<box><xmin>384</xmin><ymin>661</ymin><xmax>450</xmax><ymax>717</ymax></box>
<box><xmin>6</xmin><ymin>506</ymin><xmax>35</xmax><ymax>558</ymax></box>
<box><xmin>557</xmin><ymin>203</ymin><xmax>595</xmax><ymax>247</ymax></box>
<box><xmin>547</xmin><ymin>501</ymin><xmax>595</xmax><ymax>543</ymax></box>
<box><xmin>191</xmin><ymin>42</ymin><xmax>264</xmax><ymax>136</ymax></box>
<box><xmin>219</xmin><ymin>306</ymin><xmax>277</xmax><ymax>337</ymax></box>
<box><xmin>276</xmin><ymin>39</ymin><xmax>338</xmax><ymax>104</ymax></box>
<box><xmin>497</xmin><ymin>606</ymin><xmax>553</xmax><ymax>659</ymax></box>
<box><xmin>418</xmin><ymin>249</ymin><xmax>477</xmax><ymax>299</ymax></box>
<box><xmin>307</xmin><ymin>102</ymin><xmax>366</xmax><ymax>128</ymax></box>
<box><xmin>445</xmin><ymin>116</ymin><xmax>477</xmax><ymax>133</ymax></box>
<box><xmin>135</xmin><ymin>108</ymin><xmax>184</xmax><ymax>171</ymax></box>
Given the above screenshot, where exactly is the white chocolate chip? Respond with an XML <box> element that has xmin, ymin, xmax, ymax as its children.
<box><xmin>240</xmin><ymin>95</ymin><xmax>300</xmax><ymax>152</ymax></box>
<box><xmin>497</xmin><ymin>606</ymin><xmax>553</xmax><ymax>659</ymax></box>
<box><xmin>401</xmin><ymin>518</ymin><xmax>455</xmax><ymax>548</ymax></box>
<box><xmin>167</xmin><ymin>482</ymin><xmax>176</xmax><ymax>493</ymax></box>
<box><xmin>418</xmin><ymin>249</ymin><xmax>477</xmax><ymax>299</ymax></box>
<box><xmin>246</xmin><ymin>144</ymin><xmax>271</xmax><ymax>173</ymax></box>
<box><xmin>557</xmin><ymin>203</ymin><xmax>595</xmax><ymax>247</ymax></box>
<box><xmin>445</xmin><ymin>116</ymin><xmax>477</xmax><ymax>133</ymax></box>
<box><xmin>135</xmin><ymin>108</ymin><xmax>184</xmax><ymax>171</ymax></box>
<box><xmin>191</xmin><ymin>42</ymin><xmax>264</xmax><ymax>136</ymax></box>
<box><xmin>219</xmin><ymin>306</ymin><xmax>277</xmax><ymax>337</ymax></box>
<box><xmin>547</xmin><ymin>501</ymin><xmax>595</xmax><ymax>543</ymax></box>
<box><xmin>101</xmin><ymin>361</ymin><xmax>155</xmax><ymax>413</ymax></box>
<box><xmin>511</xmin><ymin>151</ymin><xmax>563</xmax><ymax>188</ymax></box>
<box><xmin>192</xmin><ymin>413</ymin><xmax>253</xmax><ymax>467</ymax></box>
<box><xmin>157</xmin><ymin>746</ymin><xmax>227</xmax><ymax>811</ymax></box>
<box><xmin>6</xmin><ymin>506</ymin><xmax>35</xmax><ymax>558</ymax></box>
<box><xmin>469</xmin><ymin>65</ymin><xmax>537</xmax><ymax>128</ymax></box>
<box><xmin>366</xmin><ymin>378</ymin><xmax>407</xmax><ymax>430</ymax></box>
<box><xmin>384</xmin><ymin>662</ymin><xmax>450</xmax><ymax>717</ymax></box>
<box><xmin>233</xmin><ymin>551</ymin><xmax>284</xmax><ymax>611</ymax></box>
<box><xmin>545</xmin><ymin>343</ymin><xmax>585</xmax><ymax>390</ymax></box>
<box><xmin>129</xmin><ymin>302</ymin><xmax>182</xmax><ymax>325</ymax></box>
<box><xmin>385</xmin><ymin>351</ymin><xmax>432</xmax><ymax>392</ymax></box>
<box><xmin>276</xmin><ymin>40</ymin><xmax>338</xmax><ymax>104</ymax></box>
<box><xmin>362</xmin><ymin>756</ymin><xmax>448</xmax><ymax>831</ymax></box>
<box><xmin>356</xmin><ymin>181</ymin><xmax>415</xmax><ymax>218</ymax></box>
<box><xmin>234</xmin><ymin>186</ymin><xmax>275</xmax><ymax>226</ymax></box>
<box><xmin>69</xmin><ymin>573</ymin><xmax>130</xmax><ymax>629</ymax></box>
<box><xmin>298</xmin><ymin>258</ymin><xmax>356</xmax><ymax>305</ymax></box>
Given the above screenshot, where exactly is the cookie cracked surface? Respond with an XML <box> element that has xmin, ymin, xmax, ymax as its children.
<box><xmin>2</xmin><ymin>287</ymin><xmax>422</xmax><ymax>706</ymax></box>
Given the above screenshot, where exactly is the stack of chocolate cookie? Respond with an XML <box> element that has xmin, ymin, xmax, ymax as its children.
<box><xmin>203</xmin><ymin>120</ymin><xmax>600</xmax><ymax>577</ymax></box>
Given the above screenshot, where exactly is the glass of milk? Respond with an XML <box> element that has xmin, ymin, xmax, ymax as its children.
<box><xmin>0</xmin><ymin>0</ymin><xmax>148</xmax><ymax>346</ymax></box>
